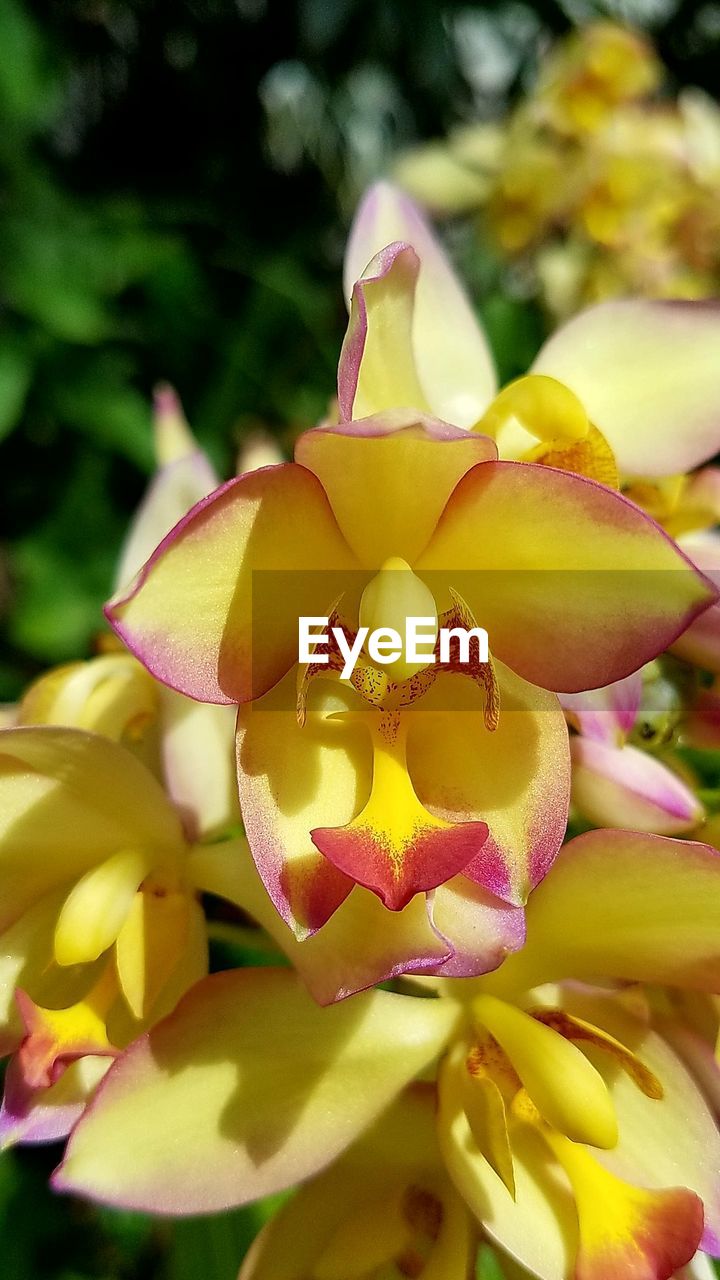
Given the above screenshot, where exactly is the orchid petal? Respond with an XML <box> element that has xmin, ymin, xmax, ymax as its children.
<box><xmin>483</xmin><ymin>830</ymin><xmax>720</xmax><ymax>999</ymax></box>
<box><xmin>416</xmin><ymin>460</ymin><xmax>715</xmax><ymax>692</ymax></box>
<box><xmin>438</xmin><ymin>1041</ymin><xmax>578</xmax><ymax>1280</ymax></box>
<box><xmin>115</xmin><ymin>451</ymin><xmax>219</xmax><ymax>592</ymax></box>
<box><xmin>54</xmin><ymin>969</ymin><xmax>457</xmax><ymax>1213</ymax></box>
<box><xmin>107</xmin><ymin>465</ymin><xmax>358</xmax><ymax>705</ymax></box>
<box><xmin>54</xmin><ymin>850</ymin><xmax>152</xmax><ymax>968</ymax></box>
<box><xmin>240</xmin><ymin>1086</ymin><xmax>473</xmax><ymax>1280</ymax></box>
<box><xmin>532</xmin><ymin>300</ymin><xmax>720</xmax><ymax>477</ymax></box>
<box><xmin>295</xmin><ymin>415</ymin><xmax>496</xmax><ymax>569</ymax></box>
<box><xmin>0</xmin><ymin>1055</ymin><xmax>110</xmax><ymax>1149</ymax></box>
<box><xmin>188</xmin><ymin>840</ymin><xmax>521</xmax><ymax>1003</ymax></box>
<box><xmin>134</xmin><ymin>896</ymin><xmax>208</xmax><ymax>1027</ymax></box>
<box><xmin>115</xmin><ymin>889</ymin><xmax>191</xmax><ymax>1020</ymax></box>
<box><xmin>558</xmin><ymin>989</ymin><xmax>720</xmax><ymax>1255</ymax></box>
<box><xmin>188</xmin><ymin>838</ymin><xmax>452</xmax><ymax>1003</ymax></box>
<box><xmin>569</xmin><ymin>738</ymin><xmax>703</xmax><ymax>834</ymax></box>
<box><xmin>236</xmin><ymin>673</ymin><xmax>362</xmax><ymax>937</ymax></box>
<box><xmin>0</xmin><ymin>727</ymin><xmax>184</xmax><ymax>933</ymax></box>
<box><xmin>159</xmin><ymin>691</ymin><xmax>240</xmax><ymax>840</ymax></box>
<box><xmin>672</xmin><ymin>532</ymin><xmax>720</xmax><ymax>673</ymax></box>
<box><xmin>408</xmin><ymin>665</ymin><xmax>570</xmax><ymax>905</ymax></box>
<box><xmin>311</xmin><ymin>710</ymin><xmax>489</xmax><ymax>912</ymax></box>
<box><xmin>560</xmin><ymin>671</ymin><xmax>642</xmax><ymax>745</ymax></box>
<box><xmin>344</xmin><ymin>182</ymin><xmax>497</xmax><ymax>426</ymax></box>
<box><xmin>338</xmin><ymin>242</ymin><xmax>430</xmax><ymax>421</ymax></box>
<box><xmin>545</xmin><ymin>1128</ymin><xmax>702</xmax><ymax>1280</ymax></box>
<box><xmin>0</xmin><ymin>890</ymin><xmax>101</xmax><ymax>1054</ymax></box>
<box><xmin>18</xmin><ymin>655</ymin><xmax>158</xmax><ymax>746</ymax></box>
<box><xmin>424</xmin><ymin>878</ymin><xmax>526</xmax><ymax>980</ymax></box>
<box><xmin>151</xmin><ymin>384</ymin><xmax>198</xmax><ymax>465</ymax></box>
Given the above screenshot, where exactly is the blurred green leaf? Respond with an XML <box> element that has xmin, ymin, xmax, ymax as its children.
<box><xmin>479</xmin><ymin>294</ymin><xmax>546</xmax><ymax>384</ymax></box>
<box><xmin>166</xmin><ymin>1197</ymin><xmax>288</xmax><ymax>1280</ymax></box>
<box><xmin>477</xmin><ymin>1242</ymin><xmax>506</xmax><ymax>1279</ymax></box>
<box><xmin>0</xmin><ymin>332</ymin><xmax>33</xmax><ymax>440</ymax></box>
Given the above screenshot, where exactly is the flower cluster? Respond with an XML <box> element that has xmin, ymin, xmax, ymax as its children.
<box><xmin>395</xmin><ymin>22</ymin><xmax>720</xmax><ymax>319</ymax></box>
<box><xmin>3</xmin><ymin>181</ymin><xmax>720</xmax><ymax>1280</ymax></box>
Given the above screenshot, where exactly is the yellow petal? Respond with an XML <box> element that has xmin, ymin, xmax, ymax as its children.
<box><xmin>295</xmin><ymin>416</ymin><xmax>496</xmax><ymax>569</ymax></box>
<box><xmin>483</xmin><ymin>830</ymin><xmax>720</xmax><ymax>999</ymax></box>
<box><xmin>115</xmin><ymin>888</ymin><xmax>191</xmax><ymax>1020</ymax></box>
<box><xmin>344</xmin><ymin>182</ymin><xmax>497</xmax><ymax>426</ymax></box>
<box><xmin>55</xmin><ymin>970</ymin><xmax>457</xmax><ymax>1212</ymax></box>
<box><xmin>0</xmin><ymin>727</ymin><xmax>184</xmax><ymax>933</ymax></box>
<box><xmin>533</xmin><ymin>299</ymin><xmax>720</xmax><ymax>477</ymax></box>
<box><xmin>340</xmin><ymin>242</ymin><xmax>430</xmax><ymax>420</ymax></box>
<box><xmin>54</xmin><ymin>848</ymin><xmax>152</xmax><ymax>967</ymax></box>
<box><xmin>438</xmin><ymin>1041</ymin><xmax>578</xmax><ymax>1280</ymax></box>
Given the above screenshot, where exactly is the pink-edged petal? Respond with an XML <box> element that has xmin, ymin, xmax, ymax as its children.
<box><xmin>0</xmin><ymin>727</ymin><xmax>184</xmax><ymax>932</ymax></box>
<box><xmin>235</xmin><ymin>673</ymin><xmax>362</xmax><ymax>937</ymax></box>
<box><xmin>188</xmin><ymin>842</ymin><xmax>523</xmax><ymax>1004</ymax></box>
<box><xmin>416</xmin><ymin>460</ymin><xmax>716</xmax><ymax>692</ymax></box>
<box><xmin>106</xmin><ymin>464</ymin><xmax>359</xmax><ymax>705</ymax></box>
<box><xmin>344</xmin><ymin>182</ymin><xmax>497</xmax><ymax>426</ymax></box>
<box><xmin>295</xmin><ymin>415</ymin><xmax>497</xmax><ymax>569</ymax></box>
<box><xmin>561</xmin><ymin>671</ymin><xmax>642</xmax><ymax>745</ymax></box>
<box><xmin>424</xmin><ymin>877</ymin><xmax>526</xmax><ymax>979</ymax></box>
<box><xmin>53</xmin><ymin>969</ymin><xmax>457</xmax><ymax>1213</ymax></box>
<box><xmin>190</xmin><ymin>838</ymin><xmax>451</xmax><ymax>1002</ymax></box>
<box><xmin>0</xmin><ymin>1054</ymin><xmax>110</xmax><ymax>1148</ymax></box>
<box><xmin>151</xmin><ymin>383</ymin><xmax>198</xmax><ymax>465</ymax></box>
<box><xmin>338</xmin><ymin>241</ymin><xmax>430</xmax><ymax>421</ymax></box>
<box><xmin>532</xmin><ymin>299</ymin><xmax>720</xmax><ymax>477</ymax></box>
<box><xmin>115</xmin><ymin>450</ymin><xmax>219</xmax><ymax>592</ymax></box>
<box><xmin>673</xmin><ymin>531</ymin><xmax>720</xmax><ymax>672</ymax></box>
<box><xmin>407</xmin><ymin>664</ymin><xmax>570</xmax><ymax>905</ymax></box>
<box><xmin>570</xmin><ymin>737</ymin><xmax>703</xmax><ymax>834</ymax></box>
<box><xmin>483</xmin><ymin>830</ymin><xmax>720</xmax><ymax>999</ymax></box>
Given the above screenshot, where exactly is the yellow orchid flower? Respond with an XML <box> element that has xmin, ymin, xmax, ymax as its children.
<box><xmin>534</xmin><ymin>23</ymin><xmax>661</xmax><ymax>138</ymax></box>
<box><xmin>53</xmin><ymin>828</ymin><xmax>720</xmax><ymax>1280</ymax></box>
<box><xmin>103</xmin><ymin>185</ymin><xmax>713</xmax><ymax>995</ymax></box>
<box><xmin>395</xmin><ymin>25</ymin><xmax>720</xmax><ymax>318</ymax></box>
<box><xmin>348</xmin><ymin>182</ymin><xmax>720</xmax><ymax>483</ymax></box>
<box><xmin>0</xmin><ymin>725</ymin><xmax>248</xmax><ymax>1147</ymax></box>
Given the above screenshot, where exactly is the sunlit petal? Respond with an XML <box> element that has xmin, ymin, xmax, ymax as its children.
<box><xmin>54</xmin><ymin>970</ymin><xmax>457</xmax><ymax>1212</ymax></box>
<box><xmin>533</xmin><ymin>300</ymin><xmax>720</xmax><ymax>476</ymax></box>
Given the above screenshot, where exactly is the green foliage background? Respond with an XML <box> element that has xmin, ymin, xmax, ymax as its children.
<box><xmin>2</xmin><ymin>0</ymin><xmax>720</xmax><ymax>1275</ymax></box>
